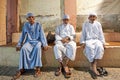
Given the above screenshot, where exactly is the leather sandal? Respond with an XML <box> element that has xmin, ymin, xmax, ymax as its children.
<box><xmin>34</xmin><ymin>68</ymin><xmax>41</xmax><ymax>78</ymax></box>
<box><xmin>97</xmin><ymin>67</ymin><xmax>108</xmax><ymax>76</ymax></box>
<box><xmin>11</xmin><ymin>69</ymin><xmax>25</xmax><ymax>80</ymax></box>
<box><xmin>89</xmin><ymin>70</ymin><xmax>97</xmax><ymax>79</ymax></box>
<box><xmin>63</xmin><ymin>66</ymin><xmax>71</xmax><ymax>78</ymax></box>
<box><xmin>55</xmin><ymin>67</ymin><xmax>62</xmax><ymax>76</ymax></box>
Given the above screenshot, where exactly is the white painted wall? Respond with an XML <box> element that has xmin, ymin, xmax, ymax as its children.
<box><xmin>77</xmin><ymin>0</ymin><xmax>120</xmax><ymax>15</ymax></box>
<box><xmin>19</xmin><ymin>0</ymin><xmax>62</xmax><ymax>32</ymax></box>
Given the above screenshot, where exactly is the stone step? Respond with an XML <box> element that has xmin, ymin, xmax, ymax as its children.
<box><xmin>0</xmin><ymin>46</ymin><xmax>120</xmax><ymax>68</ymax></box>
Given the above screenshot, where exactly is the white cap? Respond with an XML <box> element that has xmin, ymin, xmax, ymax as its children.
<box><xmin>26</xmin><ymin>13</ymin><xmax>34</xmax><ymax>18</ymax></box>
<box><xmin>89</xmin><ymin>12</ymin><xmax>97</xmax><ymax>17</ymax></box>
<box><xmin>62</xmin><ymin>14</ymin><xmax>70</xmax><ymax>19</ymax></box>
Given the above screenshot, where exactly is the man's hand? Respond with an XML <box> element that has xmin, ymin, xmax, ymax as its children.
<box><xmin>103</xmin><ymin>45</ymin><xmax>107</xmax><ymax>49</ymax></box>
<box><xmin>43</xmin><ymin>46</ymin><xmax>48</xmax><ymax>51</ymax></box>
<box><xmin>103</xmin><ymin>43</ymin><xmax>109</xmax><ymax>49</ymax></box>
<box><xmin>61</xmin><ymin>37</ymin><xmax>70</xmax><ymax>43</ymax></box>
<box><xmin>80</xmin><ymin>43</ymin><xmax>85</xmax><ymax>49</ymax></box>
<box><xmin>61</xmin><ymin>38</ymin><xmax>66</xmax><ymax>43</ymax></box>
<box><xmin>16</xmin><ymin>46</ymin><xmax>21</xmax><ymax>51</ymax></box>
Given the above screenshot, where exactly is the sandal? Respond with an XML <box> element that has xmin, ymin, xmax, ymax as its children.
<box><xmin>63</xmin><ymin>66</ymin><xmax>71</xmax><ymax>78</ymax></box>
<box><xmin>97</xmin><ymin>67</ymin><xmax>108</xmax><ymax>76</ymax></box>
<box><xmin>55</xmin><ymin>67</ymin><xmax>62</xmax><ymax>76</ymax></box>
<box><xmin>103</xmin><ymin>71</ymin><xmax>108</xmax><ymax>76</ymax></box>
<box><xmin>11</xmin><ymin>70</ymin><xmax>25</xmax><ymax>80</ymax></box>
<box><xmin>89</xmin><ymin>70</ymin><xmax>97</xmax><ymax>79</ymax></box>
<box><xmin>34</xmin><ymin>68</ymin><xmax>41</xmax><ymax>78</ymax></box>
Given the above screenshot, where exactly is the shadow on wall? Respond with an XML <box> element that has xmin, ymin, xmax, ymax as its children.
<box><xmin>76</xmin><ymin>14</ymin><xmax>120</xmax><ymax>32</ymax></box>
<box><xmin>76</xmin><ymin>0</ymin><xmax>120</xmax><ymax>32</ymax></box>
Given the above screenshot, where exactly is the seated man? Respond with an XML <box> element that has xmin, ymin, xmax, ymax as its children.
<box><xmin>80</xmin><ymin>12</ymin><xmax>105</xmax><ymax>79</ymax></box>
<box><xmin>12</xmin><ymin>13</ymin><xmax>48</xmax><ymax>79</ymax></box>
<box><xmin>54</xmin><ymin>14</ymin><xmax>76</xmax><ymax>78</ymax></box>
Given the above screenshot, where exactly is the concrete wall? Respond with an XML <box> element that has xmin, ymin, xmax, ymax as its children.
<box><xmin>19</xmin><ymin>0</ymin><xmax>61</xmax><ymax>32</ymax></box>
<box><xmin>12</xmin><ymin>32</ymin><xmax>120</xmax><ymax>44</ymax></box>
<box><xmin>76</xmin><ymin>0</ymin><xmax>120</xmax><ymax>32</ymax></box>
<box><xmin>1</xmin><ymin>46</ymin><xmax>120</xmax><ymax>68</ymax></box>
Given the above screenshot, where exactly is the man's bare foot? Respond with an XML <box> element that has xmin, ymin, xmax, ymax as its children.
<box><xmin>92</xmin><ymin>67</ymin><xmax>100</xmax><ymax>76</ymax></box>
<box><xmin>93</xmin><ymin>69</ymin><xmax>100</xmax><ymax>76</ymax></box>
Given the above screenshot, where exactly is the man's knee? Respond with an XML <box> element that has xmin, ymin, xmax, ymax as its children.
<box><xmin>54</xmin><ymin>44</ymin><xmax>61</xmax><ymax>50</ymax></box>
<box><xmin>36</xmin><ymin>42</ymin><xmax>42</xmax><ymax>49</ymax></box>
<box><xmin>21</xmin><ymin>44</ymin><xmax>28</xmax><ymax>50</ymax></box>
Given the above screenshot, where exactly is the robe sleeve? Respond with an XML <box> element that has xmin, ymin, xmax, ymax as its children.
<box><xmin>55</xmin><ymin>26</ymin><xmax>62</xmax><ymax>41</ymax></box>
<box><xmin>98</xmin><ymin>23</ymin><xmax>105</xmax><ymax>44</ymax></box>
<box><xmin>39</xmin><ymin>24</ymin><xmax>48</xmax><ymax>47</ymax></box>
<box><xmin>80</xmin><ymin>23</ymin><xmax>86</xmax><ymax>44</ymax></box>
<box><xmin>17</xmin><ymin>23</ymin><xmax>27</xmax><ymax>47</ymax></box>
<box><xmin>67</xmin><ymin>25</ymin><xmax>75</xmax><ymax>40</ymax></box>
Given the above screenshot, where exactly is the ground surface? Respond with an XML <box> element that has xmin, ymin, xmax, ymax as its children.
<box><xmin>0</xmin><ymin>66</ymin><xmax>120</xmax><ymax>80</ymax></box>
